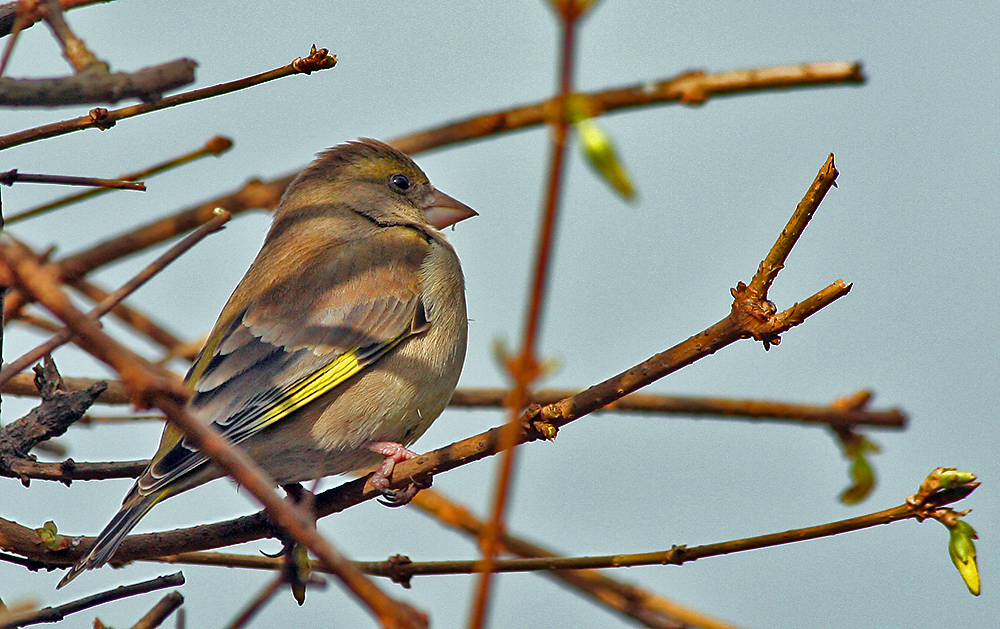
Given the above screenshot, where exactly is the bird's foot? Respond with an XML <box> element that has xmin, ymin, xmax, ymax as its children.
<box><xmin>367</xmin><ymin>441</ymin><xmax>431</xmax><ymax>507</ymax></box>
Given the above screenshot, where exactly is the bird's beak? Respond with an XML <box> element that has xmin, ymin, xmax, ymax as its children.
<box><xmin>423</xmin><ymin>189</ymin><xmax>478</xmax><ymax>229</ymax></box>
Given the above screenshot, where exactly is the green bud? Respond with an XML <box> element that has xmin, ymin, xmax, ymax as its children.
<box><xmin>840</xmin><ymin>452</ymin><xmax>875</xmax><ymax>504</ymax></box>
<box><xmin>35</xmin><ymin>520</ymin><xmax>69</xmax><ymax>551</ymax></box>
<box><xmin>577</xmin><ymin>119</ymin><xmax>636</xmax><ymax>201</ymax></box>
<box><xmin>291</xmin><ymin>545</ymin><xmax>311</xmax><ymax>605</ymax></box>
<box><xmin>948</xmin><ymin>520</ymin><xmax>980</xmax><ymax>596</ymax></box>
<box><xmin>938</xmin><ymin>469</ymin><xmax>976</xmax><ymax>489</ymax></box>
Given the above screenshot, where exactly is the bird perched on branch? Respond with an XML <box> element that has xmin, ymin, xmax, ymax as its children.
<box><xmin>58</xmin><ymin>138</ymin><xmax>475</xmax><ymax>587</ymax></box>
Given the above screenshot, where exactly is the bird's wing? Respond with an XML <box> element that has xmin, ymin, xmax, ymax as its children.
<box><xmin>138</xmin><ymin>226</ymin><xmax>431</xmax><ymax>496</ymax></box>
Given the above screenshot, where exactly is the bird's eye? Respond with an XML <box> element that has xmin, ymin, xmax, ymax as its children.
<box><xmin>389</xmin><ymin>174</ymin><xmax>411</xmax><ymax>191</ymax></box>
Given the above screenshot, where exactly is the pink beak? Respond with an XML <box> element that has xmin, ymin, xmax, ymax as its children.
<box><xmin>423</xmin><ymin>188</ymin><xmax>478</xmax><ymax>229</ymax></box>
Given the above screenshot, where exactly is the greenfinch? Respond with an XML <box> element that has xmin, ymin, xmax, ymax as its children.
<box><xmin>58</xmin><ymin>138</ymin><xmax>475</xmax><ymax>587</ymax></box>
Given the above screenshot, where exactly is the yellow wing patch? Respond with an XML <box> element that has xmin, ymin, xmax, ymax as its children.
<box><xmin>258</xmin><ymin>349</ymin><xmax>362</xmax><ymax>426</ymax></box>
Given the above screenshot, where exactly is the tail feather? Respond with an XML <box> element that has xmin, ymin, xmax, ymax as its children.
<box><xmin>57</xmin><ymin>491</ymin><xmax>164</xmax><ymax>589</ymax></box>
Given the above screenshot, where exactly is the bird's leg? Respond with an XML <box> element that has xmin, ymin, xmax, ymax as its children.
<box><xmin>263</xmin><ymin>484</ymin><xmax>315</xmax><ymax>558</ymax></box>
<box><xmin>367</xmin><ymin>441</ymin><xmax>431</xmax><ymax>506</ymax></box>
<box><xmin>268</xmin><ymin>483</ymin><xmax>317</xmax><ymax>605</ymax></box>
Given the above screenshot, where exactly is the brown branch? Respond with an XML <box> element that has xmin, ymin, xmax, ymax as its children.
<box><xmin>1</xmin><ymin>370</ymin><xmax>908</xmax><ymax>427</ymax></box>
<box><xmin>392</xmin><ymin>62</ymin><xmax>864</xmax><ymax>155</ymax></box>
<box><xmin>0</xmin><ymin>170</ymin><xmax>145</xmax><ymax>189</ymax></box>
<box><xmin>0</xmin><ymin>0</ymin><xmax>108</xmax><ymax>39</ymax></box>
<box><xmin>1</xmin><ymin>375</ymin><xmax>907</xmax><ymax>429</ymax></box>
<box><xmin>152</xmin><ymin>548</ymin><xmax>705</xmax><ymax>629</ymax></box>
<box><xmin>0</xmin><ymin>379</ymin><xmax>907</xmax><ymax>484</ymax></box>
<box><xmin>0</xmin><ymin>45</ymin><xmax>335</xmax><ymax>150</ymax></box>
<box><xmin>39</xmin><ymin>0</ymin><xmax>103</xmax><ymax>73</ymax></box>
<box><xmin>128</xmin><ymin>591</ymin><xmax>183</xmax><ymax>629</ymax></box>
<box><xmin>6</xmin><ymin>457</ymin><xmax>146</xmax><ymax>482</ymax></box>
<box><xmin>69</xmin><ymin>277</ymin><xmax>185</xmax><ymax>355</ymax></box>
<box><xmin>0</xmin><ymin>209</ymin><xmax>230</xmax><ymax>387</ymax></box>
<box><xmin>7</xmin><ymin>135</ymin><xmax>232</xmax><ymax>225</ymax></box>
<box><xmin>144</xmin><ymin>472</ymin><xmax>978</xmax><ymax>628</ymax></box>
<box><xmin>746</xmin><ymin>153</ymin><xmax>839</xmax><ymax>300</ymax></box>
<box><xmin>362</xmin><ymin>501</ymin><xmax>954</xmax><ymax>575</ymax></box>
<box><xmin>471</xmin><ymin>12</ymin><xmax>581</xmax><ymax>625</ymax></box>
<box><xmin>451</xmin><ymin>388</ymin><xmax>907</xmax><ymax>428</ymax></box>
<box><xmin>0</xmin><ymin>358</ymin><xmax>105</xmax><ymax>484</ymax></box>
<box><xmin>0</xmin><ymin>572</ymin><xmax>184</xmax><ymax>629</ymax></box>
<box><xmin>3</xmin><ymin>372</ymin><xmax>130</xmax><ymax>404</ymax></box>
<box><xmin>0</xmin><ymin>58</ymin><xmax>197</xmax><ymax>107</ymax></box>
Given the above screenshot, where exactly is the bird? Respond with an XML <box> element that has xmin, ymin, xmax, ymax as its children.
<box><xmin>58</xmin><ymin>138</ymin><xmax>476</xmax><ymax>587</ymax></box>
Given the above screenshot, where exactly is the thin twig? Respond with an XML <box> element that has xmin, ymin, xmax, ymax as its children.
<box><xmin>223</xmin><ymin>576</ymin><xmax>283</xmax><ymax>629</ymax></box>
<box><xmin>747</xmin><ymin>154</ymin><xmax>839</xmax><ymax>300</ymax></box>
<box><xmin>0</xmin><ymin>58</ymin><xmax>197</xmax><ymax>107</ymax></box>
<box><xmin>0</xmin><ymin>2</ymin><xmax>124</xmax><ymax>39</ymax></box>
<box><xmin>39</xmin><ymin>0</ymin><xmax>102</xmax><ymax>72</ymax></box>
<box><xmin>0</xmin><ymin>210</ymin><xmax>230</xmax><ymax>387</ymax></box>
<box><xmin>1</xmin><ymin>376</ymin><xmax>909</xmax><ymax>429</ymax></box>
<box><xmin>142</xmin><ymin>474</ymin><xmax>977</xmax><ymax>629</ymax></box>
<box><xmin>7</xmin><ymin>136</ymin><xmax>232</xmax><ymax>224</ymax></box>
<box><xmin>0</xmin><ymin>572</ymin><xmax>184</xmax><ymax>629</ymax></box>
<box><xmin>470</xmin><ymin>10</ymin><xmax>581</xmax><ymax>626</ymax></box>
<box><xmin>129</xmin><ymin>591</ymin><xmax>183</xmax><ymax>629</ymax></box>
<box><xmin>450</xmin><ymin>388</ymin><xmax>907</xmax><ymax>428</ymax></box>
<box><xmin>0</xmin><ymin>45</ymin><xmax>335</xmax><ymax>150</ymax></box>
<box><xmin>69</xmin><ymin>277</ymin><xmax>186</xmax><ymax>355</ymax></box>
<box><xmin>0</xmin><ymin>170</ymin><xmax>144</xmax><ymax>189</ymax></box>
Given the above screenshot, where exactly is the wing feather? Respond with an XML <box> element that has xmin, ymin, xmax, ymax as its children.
<box><xmin>141</xmin><ymin>225</ymin><xmax>431</xmax><ymax>495</ymax></box>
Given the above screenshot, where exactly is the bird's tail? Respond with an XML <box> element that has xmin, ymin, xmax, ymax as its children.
<box><xmin>57</xmin><ymin>489</ymin><xmax>165</xmax><ymax>589</ymax></box>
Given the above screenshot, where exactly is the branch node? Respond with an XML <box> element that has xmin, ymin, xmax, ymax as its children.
<box><xmin>524</xmin><ymin>403</ymin><xmax>557</xmax><ymax>441</ymax></box>
<box><xmin>291</xmin><ymin>45</ymin><xmax>337</xmax><ymax>75</ymax></box>
<box><xmin>88</xmin><ymin>106</ymin><xmax>114</xmax><ymax>129</ymax></box>
<box><xmin>384</xmin><ymin>554</ymin><xmax>414</xmax><ymax>589</ymax></box>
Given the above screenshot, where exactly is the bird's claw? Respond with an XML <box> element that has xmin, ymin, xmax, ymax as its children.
<box><xmin>368</xmin><ymin>441</ymin><xmax>431</xmax><ymax>506</ymax></box>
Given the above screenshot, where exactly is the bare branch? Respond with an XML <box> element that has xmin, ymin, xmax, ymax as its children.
<box><xmin>0</xmin><ymin>358</ymin><xmax>105</xmax><ymax>484</ymax></box>
<box><xmin>39</xmin><ymin>0</ymin><xmax>103</xmax><ymax>73</ymax></box>
<box><xmin>0</xmin><ymin>572</ymin><xmax>184</xmax><ymax>629</ymax></box>
<box><xmin>0</xmin><ymin>170</ymin><xmax>144</xmax><ymax>189</ymax></box>
<box><xmin>0</xmin><ymin>46</ymin><xmax>335</xmax><ymax>150</ymax></box>
<box><xmin>0</xmin><ymin>58</ymin><xmax>197</xmax><ymax>107</ymax></box>
<box><xmin>7</xmin><ymin>136</ymin><xmax>232</xmax><ymax>225</ymax></box>
<box><xmin>128</xmin><ymin>591</ymin><xmax>183</xmax><ymax>629</ymax></box>
<box><xmin>0</xmin><ymin>1</ymin><xmax>110</xmax><ymax>39</ymax></box>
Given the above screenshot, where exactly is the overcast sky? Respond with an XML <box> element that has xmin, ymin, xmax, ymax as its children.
<box><xmin>1</xmin><ymin>2</ymin><xmax>996</xmax><ymax>628</ymax></box>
